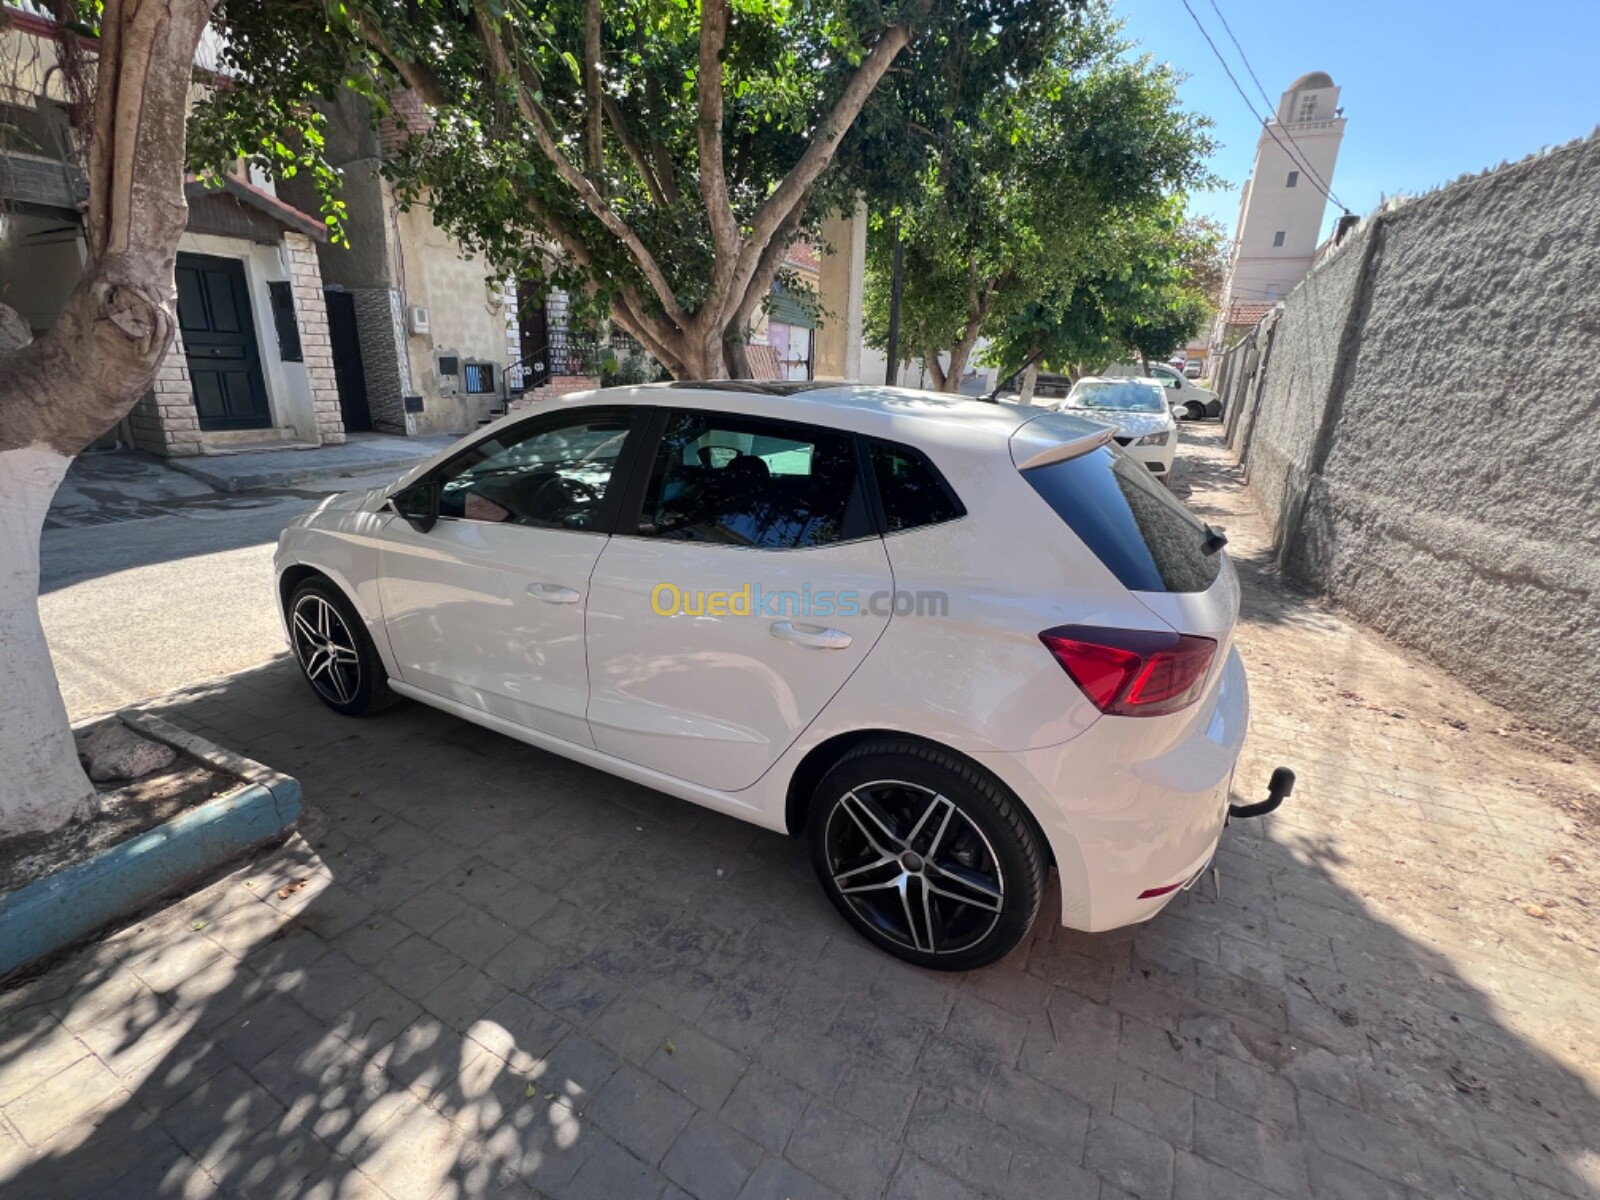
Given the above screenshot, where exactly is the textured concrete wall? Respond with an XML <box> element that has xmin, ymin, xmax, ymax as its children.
<box><xmin>395</xmin><ymin>198</ymin><xmax>509</xmax><ymax>434</ymax></box>
<box><xmin>1229</xmin><ymin>134</ymin><xmax>1600</xmax><ymax>746</ymax></box>
<box><xmin>1241</xmin><ymin>220</ymin><xmax>1377</xmax><ymax>543</ymax></box>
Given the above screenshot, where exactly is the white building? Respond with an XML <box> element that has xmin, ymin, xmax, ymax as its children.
<box><xmin>1216</xmin><ymin>71</ymin><xmax>1347</xmax><ymax>337</ymax></box>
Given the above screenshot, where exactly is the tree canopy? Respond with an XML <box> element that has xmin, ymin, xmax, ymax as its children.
<box><xmin>860</xmin><ymin>1</ymin><xmax>1216</xmax><ymax>389</ymax></box>
<box><xmin>193</xmin><ymin>0</ymin><xmax>1079</xmax><ymax>378</ymax></box>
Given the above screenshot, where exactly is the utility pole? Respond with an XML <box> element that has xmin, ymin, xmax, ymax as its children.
<box><xmin>885</xmin><ymin>217</ymin><xmax>903</xmax><ymax>386</ymax></box>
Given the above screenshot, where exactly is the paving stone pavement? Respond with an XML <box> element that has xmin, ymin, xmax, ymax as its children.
<box><xmin>3</xmin><ymin>424</ymin><xmax>1598</xmax><ymax>1200</ymax></box>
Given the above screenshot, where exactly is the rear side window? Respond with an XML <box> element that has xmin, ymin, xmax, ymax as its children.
<box><xmin>1024</xmin><ymin>446</ymin><xmax>1222</xmax><ymax>593</ymax></box>
<box><xmin>868</xmin><ymin>440</ymin><xmax>965</xmax><ymax>533</ymax></box>
<box><xmin>637</xmin><ymin>411</ymin><xmax>870</xmax><ymax>548</ymax></box>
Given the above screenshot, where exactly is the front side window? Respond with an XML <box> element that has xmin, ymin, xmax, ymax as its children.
<box><xmin>437</xmin><ymin>408</ymin><xmax>636</xmax><ymax>529</ymax></box>
<box><xmin>637</xmin><ymin>411</ymin><xmax>867</xmax><ymax>548</ymax></box>
<box><xmin>1150</xmin><ymin>366</ymin><xmax>1182</xmax><ymax>389</ymax></box>
<box><xmin>868</xmin><ymin>440</ymin><xmax>965</xmax><ymax>533</ymax></box>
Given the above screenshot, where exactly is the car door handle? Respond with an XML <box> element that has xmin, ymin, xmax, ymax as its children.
<box><xmin>527</xmin><ymin>583</ymin><xmax>581</xmax><ymax>604</ymax></box>
<box><xmin>770</xmin><ymin>621</ymin><xmax>852</xmax><ymax>650</ymax></box>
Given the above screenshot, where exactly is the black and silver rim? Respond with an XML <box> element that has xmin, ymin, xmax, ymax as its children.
<box><xmin>823</xmin><ymin>780</ymin><xmax>1005</xmax><ymax>955</ymax></box>
<box><xmin>291</xmin><ymin>594</ymin><xmax>361</xmax><ymax>705</ymax></box>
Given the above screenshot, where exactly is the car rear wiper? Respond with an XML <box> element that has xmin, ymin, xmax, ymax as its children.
<box><xmin>1202</xmin><ymin>524</ymin><xmax>1228</xmax><ymax>556</ymax></box>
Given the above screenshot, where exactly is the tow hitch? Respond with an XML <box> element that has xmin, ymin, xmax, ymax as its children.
<box><xmin>1229</xmin><ymin>767</ymin><xmax>1296</xmax><ymax>820</ymax></box>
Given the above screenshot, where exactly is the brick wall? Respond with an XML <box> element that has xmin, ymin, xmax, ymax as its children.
<box><xmin>379</xmin><ymin>89</ymin><xmax>434</xmax><ymax>158</ymax></box>
<box><xmin>506</xmin><ymin>374</ymin><xmax>598</xmax><ymax>413</ymax></box>
<box><xmin>285</xmin><ymin>232</ymin><xmax>345</xmax><ymax>445</ymax></box>
<box><xmin>503</xmin><ymin>279</ymin><xmax>522</xmax><ymax>371</ymax></box>
<box><xmin>128</xmin><ymin>329</ymin><xmax>202</xmax><ymax>457</ymax></box>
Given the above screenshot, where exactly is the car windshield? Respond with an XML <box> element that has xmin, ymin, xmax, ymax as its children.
<box><xmin>1065</xmin><ymin>380</ymin><xmax>1166</xmax><ymax>413</ymax></box>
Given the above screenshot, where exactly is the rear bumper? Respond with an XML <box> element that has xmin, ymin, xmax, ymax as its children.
<box><xmin>976</xmin><ymin>646</ymin><xmax>1249</xmax><ymax>932</ymax></box>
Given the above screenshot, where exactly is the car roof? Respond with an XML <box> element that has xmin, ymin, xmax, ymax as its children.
<box><xmin>389</xmin><ymin>380</ymin><xmax>1114</xmax><ymax>495</ymax></box>
<box><xmin>545</xmin><ymin>380</ymin><xmax>1062</xmax><ymax>447</ymax></box>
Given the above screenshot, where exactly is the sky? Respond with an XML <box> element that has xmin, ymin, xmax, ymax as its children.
<box><xmin>1117</xmin><ymin>0</ymin><xmax>1600</xmax><ymax>241</ymax></box>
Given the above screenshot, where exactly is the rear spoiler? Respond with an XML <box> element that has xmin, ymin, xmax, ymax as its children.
<box><xmin>1009</xmin><ymin>412</ymin><xmax>1117</xmax><ymax>471</ymax></box>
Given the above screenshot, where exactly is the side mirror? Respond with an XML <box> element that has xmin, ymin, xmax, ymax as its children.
<box><xmin>391</xmin><ymin>480</ymin><xmax>440</xmax><ymax>532</ymax></box>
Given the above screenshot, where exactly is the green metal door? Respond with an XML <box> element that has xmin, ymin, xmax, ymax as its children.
<box><xmin>175</xmin><ymin>252</ymin><xmax>271</xmax><ymax>431</ymax></box>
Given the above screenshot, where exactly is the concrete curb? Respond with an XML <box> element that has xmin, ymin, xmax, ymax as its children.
<box><xmin>0</xmin><ymin>713</ymin><xmax>301</xmax><ymax>977</ymax></box>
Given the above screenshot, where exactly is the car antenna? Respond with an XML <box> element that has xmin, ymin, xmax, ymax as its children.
<box><xmin>985</xmin><ymin>349</ymin><xmax>1044</xmax><ymax>403</ymax></box>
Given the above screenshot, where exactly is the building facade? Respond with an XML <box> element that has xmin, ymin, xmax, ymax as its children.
<box><xmin>1214</xmin><ymin>71</ymin><xmax>1347</xmax><ymax>344</ymax></box>
<box><xmin>1</xmin><ymin>3</ymin><xmax>348</xmax><ymax>455</ymax></box>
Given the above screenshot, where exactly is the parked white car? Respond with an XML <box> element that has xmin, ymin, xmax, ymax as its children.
<box><xmin>275</xmin><ymin>383</ymin><xmax>1257</xmax><ymax>968</ymax></box>
<box><xmin>1058</xmin><ymin>377</ymin><xmax>1178</xmax><ymax>486</ymax></box>
<box><xmin>1105</xmin><ymin>361</ymin><xmax>1221</xmax><ymax>420</ymax></box>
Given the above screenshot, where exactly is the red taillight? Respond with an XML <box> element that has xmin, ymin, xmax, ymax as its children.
<box><xmin>1039</xmin><ymin>625</ymin><xmax>1216</xmax><ymax>717</ymax></box>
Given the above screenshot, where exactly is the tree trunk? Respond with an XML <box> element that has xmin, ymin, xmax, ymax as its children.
<box><xmin>0</xmin><ymin>0</ymin><xmax>217</xmax><ymax>837</ymax></box>
<box><xmin>723</xmin><ymin>339</ymin><xmax>753</xmax><ymax>379</ymax></box>
<box><xmin>0</xmin><ymin>448</ymin><xmax>97</xmax><ymax>834</ymax></box>
<box><xmin>1018</xmin><ymin>361</ymin><xmax>1040</xmax><ymax>405</ymax></box>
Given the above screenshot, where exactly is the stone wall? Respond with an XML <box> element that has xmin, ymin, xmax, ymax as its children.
<box><xmin>285</xmin><ymin>232</ymin><xmax>345</xmax><ymax>445</ymax></box>
<box><xmin>1219</xmin><ymin>133</ymin><xmax>1600</xmax><ymax>746</ymax></box>
<box><xmin>129</xmin><ymin>329</ymin><xmax>202</xmax><ymax>457</ymax></box>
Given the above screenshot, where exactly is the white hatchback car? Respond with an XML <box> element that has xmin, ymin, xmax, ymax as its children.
<box><xmin>1104</xmin><ymin>361</ymin><xmax>1221</xmax><ymax>420</ymax></box>
<box><xmin>275</xmin><ymin>383</ymin><xmax>1260</xmax><ymax>969</ymax></box>
<box><xmin>1059</xmin><ymin>377</ymin><xmax>1178</xmax><ymax>485</ymax></box>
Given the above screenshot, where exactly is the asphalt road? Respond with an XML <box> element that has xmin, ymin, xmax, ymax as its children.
<box><xmin>39</xmin><ymin>454</ymin><xmax>406</xmax><ymax>721</ymax></box>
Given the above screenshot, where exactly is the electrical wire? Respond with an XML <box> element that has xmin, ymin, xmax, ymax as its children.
<box><xmin>1204</xmin><ymin>0</ymin><xmax>1346</xmax><ymax>209</ymax></box>
<box><xmin>1177</xmin><ymin>0</ymin><xmax>1351</xmax><ymax>216</ymax></box>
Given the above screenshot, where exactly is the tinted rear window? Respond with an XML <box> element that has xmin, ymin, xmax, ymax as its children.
<box><xmin>868</xmin><ymin>440</ymin><xmax>965</xmax><ymax>533</ymax></box>
<box><xmin>1023</xmin><ymin>446</ymin><xmax>1221</xmax><ymax>593</ymax></box>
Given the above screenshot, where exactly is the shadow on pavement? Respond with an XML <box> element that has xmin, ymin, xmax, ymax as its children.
<box><xmin>0</xmin><ymin>652</ymin><xmax>1596</xmax><ymax>1200</ymax></box>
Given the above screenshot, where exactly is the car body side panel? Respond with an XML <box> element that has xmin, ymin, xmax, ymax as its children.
<box><xmin>274</xmin><ymin>499</ymin><xmax>401</xmax><ymax>679</ymax></box>
<box><xmin>377</xmin><ymin>522</ymin><xmax>608</xmax><ymax>747</ymax></box>
<box><xmin>584</xmin><ymin>535</ymin><xmax>895</xmax><ymax>791</ymax></box>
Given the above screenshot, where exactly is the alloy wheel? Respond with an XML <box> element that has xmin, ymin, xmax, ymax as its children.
<box><xmin>291</xmin><ymin>593</ymin><xmax>362</xmax><ymax>706</ymax></box>
<box><xmin>823</xmin><ymin>780</ymin><xmax>1006</xmax><ymax>955</ymax></box>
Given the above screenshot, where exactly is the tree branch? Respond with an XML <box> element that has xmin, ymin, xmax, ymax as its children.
<box><xmin>3</xmin><ymin>0</ymin><xmax>215</xmax><ymax>454</ymax></box>
<box><xmin>520</xmin><ymin>193</ymin><xmax>682</xmax><ymax>375</ymax></box>
<box><xmin>349</xmin><ymin>9</ymin><xmax>449</xmax><ymax>107</ymax></box>
<box><xmin>473</xmin><ymin>1</ymin><xmax>689</xmax><ymax>331</ymax></box>
<box><xmin>726</xmin><ymin>190</ymin><xmax>811</xmax><ymax>348</ymax></box>
<box><xmin>602</xmin><ymin>95</ymin><xmax>669</xmax><ymax>207</ymax></box>
<box><xmin>583</xmin><ymin>0</ymin><xmax>604</xmax><ymax>184</ymax></box>
<box><xmin>696</xmin><ymin>0</ymin><xmax>739</xmax><ymax>269</ymax></box>
<box><xmin>722</xmin><ymin>19</ymin><xmax>918</xmax><ymax>326</ymax></box>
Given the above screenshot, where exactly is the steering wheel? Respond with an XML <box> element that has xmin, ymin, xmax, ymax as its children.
<box><xmin>528</xmin><ymin>474</ymin><xmax>601</xmax><ymax>520</ymax></box>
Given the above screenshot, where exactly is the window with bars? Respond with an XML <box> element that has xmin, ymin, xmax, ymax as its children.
<box><xmin>463</xmin><ymin>362</ymin><xmax>495</xmax><ymax>394</ymax></box>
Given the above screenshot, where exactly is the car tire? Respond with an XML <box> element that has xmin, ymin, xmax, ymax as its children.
<box><xmin>1184</xmin><ymin>400</ymin><xmax>1205</xmax><ymax>421</ymax></box>
<box><xmin>807</xmin><ymin>738</ymin><xmax>1046</xmax><ymax>970</ymax></box>
<box><xmin>1205</xmin><ymin>399</ymin><xmax>1223</xmax><ymax>419</ymax></box>
<box><xmin>286</xmin><ymin>578</ymin><xmax>396</xmax><ymax>716</ymax></box>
